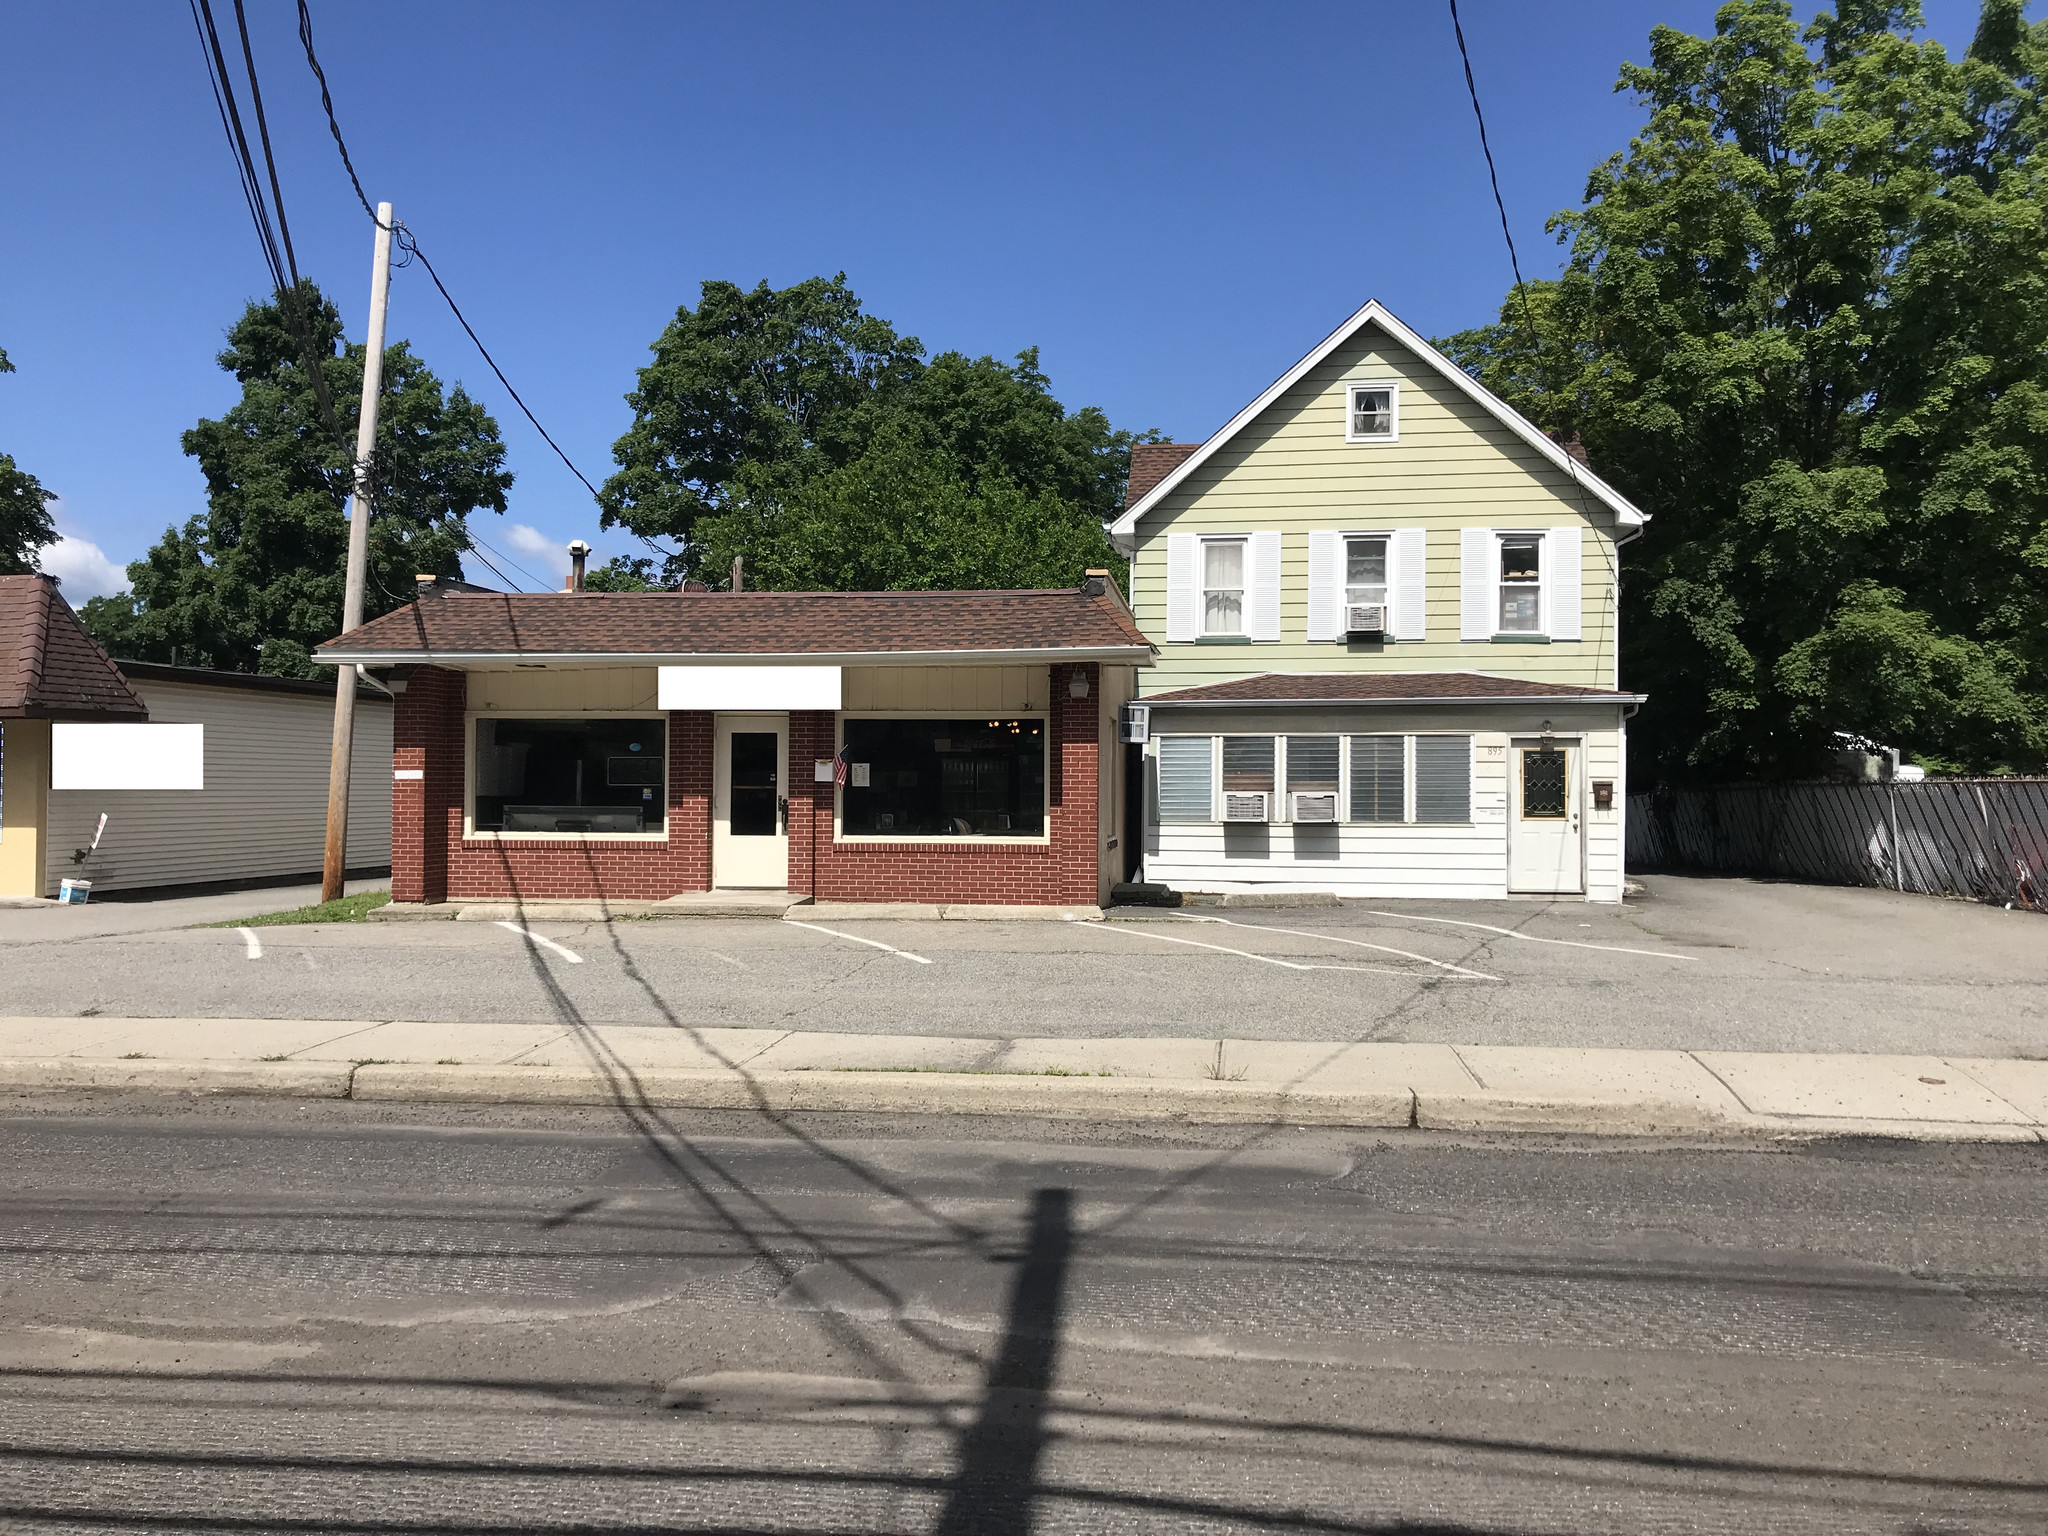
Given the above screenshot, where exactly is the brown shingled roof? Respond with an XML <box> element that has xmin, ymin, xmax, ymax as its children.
<box><xmin>315</xmin><ymin>586</ymin><xmax>1155</xmax><ymax>663</ymax></box>
<box><xmin>1145</xmin><ymin>672</ymin><xmax>1643</xmax><ymax>705</ymax></box>
<box><xmin>1126</xmin><ymin>443</ymin><xmax>1202</xmax><ymax>506</ymax></box>
<box><xmin>0</xmin><ymin>575</ymin><xmax>148</xmax><ymax>720</ymax></box>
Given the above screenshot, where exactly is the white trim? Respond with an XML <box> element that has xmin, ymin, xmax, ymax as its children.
<box><xmin>1459</xmin><ymin>527</ymin><xmax>1494</xmax><ymax>641</ymax></box>
<box><xmin>1545</xmin><ymin>525</ymin><xmax>1583</xmax><ymax>642</ymax></box>
<box><xmin>1305</xmin><ymin>530</ymin><xmax>1340</xmax><ymax>642</ymax></box>
<box><xmin>1248</xmin><ymin>531</ymin><xmax>1283</xmax><ymax>642</ymax></box>
<box><xmin>1343</xmin><ymin>381</ymin><xmax>1400</xmax><ymax>444</ymax></box>
<box><xmin>319</xmin><ymin>645</ymin><xmax>1154</xmax><ymax>667</ymax></box>
<box><xmin>1108</xmin><ymin>299</ymin><xmax>1647</xmax><ymax>551</ymax></box>
<box><xmin>1197</xmin><ymin>534</ymin><xmax>1250</xmax><ymax>639</ymax></box>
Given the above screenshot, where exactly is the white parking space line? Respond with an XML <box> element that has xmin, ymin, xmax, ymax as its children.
<box><xmin>1175</xmin><ymin>914</ymin><xmax>1500</xmax><ymax>981</ymax></box>
<box><xmin>1363</xmin><ymin>910</ymin><xmax>1698</xmax><ymax>962</ymax></box>
<box><xmin>707</xmin><ymin>951</ymin><xmax>748</xmax><ymax>969</ymax></box>
<box><xmin>1081</xmin><ymin>921</ymin><xmax>1471</xmax><ymax>978</ymax></box>
<box><xmin>782</xmin><ymin>919</ymin><xmax>932</xmax><ymax>965</ymax></box>
<box><xmin>495</xmin><ymin>920</ymin><xmax>584</xmax><ymax>964</ymax></box>
<box><xmin>236</xmin><ymin>928</ymin><xmax>262</xmax><ymax>961</ymax></box>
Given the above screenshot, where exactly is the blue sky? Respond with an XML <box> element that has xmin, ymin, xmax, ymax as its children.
<box><xmin>0</xmin><ymin>1</ymin><xmax>1993</xmax><ymax>599</ymax></box>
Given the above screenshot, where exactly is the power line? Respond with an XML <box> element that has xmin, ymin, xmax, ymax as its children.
<box><xmin>294</xmin><ymin>0</ymin><xmax>680</xmax><ymax>569</ymax></box>
<box><xmin>1446</xmin><ymin>0</ymin><xmax>1620</xmax><ymax>678</ymax></box>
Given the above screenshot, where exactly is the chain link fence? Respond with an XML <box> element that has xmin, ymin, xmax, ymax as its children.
<box><xmin>1627</xmin><ymin>779</ymin><xmax>2048</xmax><ymax>911</ymax></box>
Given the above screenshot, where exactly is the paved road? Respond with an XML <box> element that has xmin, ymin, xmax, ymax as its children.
<box><xmin>0</xmin><ymin>1097</ymin><xmax>2041</xmax><ymax>1533</ymax></box>
<box><xmin>3</xmin><ymin>876</ymin><xmax>2043</xmax><ymax>1055</ymax></box>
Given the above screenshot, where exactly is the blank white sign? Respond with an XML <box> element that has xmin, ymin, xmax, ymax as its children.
<box><xmin>657</xmin><ymin>665</ymin><xmax>842</xmax><ymax>711</ymax></box>
<box><xmin>51</xmin><ymin>723</ymin><xmax>205</xmax><ymax>790</ymax></box>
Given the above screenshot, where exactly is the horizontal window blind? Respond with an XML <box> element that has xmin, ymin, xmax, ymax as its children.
<box><xmin>1156</xmin><ymin>736</ymin><xmax>1214</xmax><ymax>823</ymax></box>
<box><xmin>1286</xmin><ymin>735</ymin><xmax>1339</xmax><ymax>792</ymax></box>
<box><xmin>1414</xmin><ymin>735</ymin><xmax>1472</xmax><ymax>824</ymax></box>
<box><xmin>1221</xmin><ymin>735</ymin><xmax>1276</xmax><ymax>792</ymax></box>
<box><xmin>1348</xmin><ymin>735</ymin><xmax>1405</xmax><ymax>823</ymax></box>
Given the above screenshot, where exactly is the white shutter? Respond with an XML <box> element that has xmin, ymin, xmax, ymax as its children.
<box><xmin>1460</xmin><ymin>527</ymin><xmax>1494</xmax><ymax>640</ymax></box>
<box><xmin>1306</xmin><ymin>531</ymin><xmax>1339</xmax><ymax>641</ymax></box>
<box><xmin>1391</xmin><ymin>528</ymin><xmax>1427</xmax><ymax>640</ymax></box>
<box><xmin>1545</xmin><ymin>526</ymin><xmax>1582</xmax><ymax>640</ymax></box>
<box><xmin>1165</xmin><ymin>534</ymin><xmax>1198</xmax><ymax>643</ymax></box>
<box><xmin>1249</xmin><ymin>531</ymin><xmax>1282</xmax><ymax>642</ymax></box>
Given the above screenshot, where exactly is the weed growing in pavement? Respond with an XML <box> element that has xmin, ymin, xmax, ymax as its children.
<box><xmin>209</xmin><ymin>891</ymin><xmax>392</xmax><ymax>927</ymax></box>
<box><xmin>258</xmin><ymin>1054</ymin><xmax>291</xmax><ymax>1062</ymax></box>
<box><xmin>436</xmin><ymin>1059</ymin><xmax>461</xmax><ymax>1065</ymax></box>
<box><xmin>118</xmin><ymin>1052</ymin><xmax>150</xmax><ymax>1060</ymax></box>
<box><xmin>1204</xmin><ymin>1042</ymin><xmax>1247</xmax><ymax>1082</ymax></box>
<box><xmin>351</xmin><ymin>1058</ymin><xmax>392</xmax><ymax>1067</ymax></box>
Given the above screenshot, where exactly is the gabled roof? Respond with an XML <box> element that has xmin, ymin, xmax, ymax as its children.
<box><xmin>0</xmin><ymin>574</ymin><xmax>149</xmax><ymax>721</ymax></box>
<box><xmin>1109</xmin><ymin>299</ymin><xmax>1648</xmax><ymax>550</ymax></box>
<box><xmin>314</xmin><ymin>585</ymin><xmax>1156</xmax><ymax>667</ymax></box>
<box><xmin>1144</xmin><ymin>672</ymin><xmax>1644</xmax><ymax>706</ymax></box>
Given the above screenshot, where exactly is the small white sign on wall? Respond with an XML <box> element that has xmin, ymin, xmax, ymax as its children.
<box><xmin>657</xmin><ymin>665</ymin><xmax>842</xmax><ymax>710</ymax></box>
<box><xmin>51</xmin><ymin>723</ymin><xmax>205</xmax><ymax>790</ymax></box>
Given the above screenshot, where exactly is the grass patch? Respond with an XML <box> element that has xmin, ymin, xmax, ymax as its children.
<box><xmin>211</xmin><ymin>891</ymin><xmax>391</xmax><ymax>928</ymax></box>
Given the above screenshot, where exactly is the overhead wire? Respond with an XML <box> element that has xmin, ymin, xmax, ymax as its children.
<box><xmin>1446</xmin><ymin>0</ymin><xmax>1621</xmax><ymax>683</ymax></box>
<box><xmin>294</xmin><ymin>0</ymin><xmax>680</xmax><ymax>572</ymax></box>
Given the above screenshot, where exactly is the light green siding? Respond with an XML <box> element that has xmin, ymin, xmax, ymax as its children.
<box><xmin>1131</xmin><ymin>321</ymin><xmax>1621</xmax><ymax>694</ymax></box>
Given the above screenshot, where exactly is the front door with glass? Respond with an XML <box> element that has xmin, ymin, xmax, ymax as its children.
<box><xmin>1507</xmin><ymin>740</ymin><xmax>1582</xmax><ymax>894</ymax></box>
<box><xmin>713</xmin><ymin>715</ymin><xmax>788</xmax><ymax>888</ymax></box>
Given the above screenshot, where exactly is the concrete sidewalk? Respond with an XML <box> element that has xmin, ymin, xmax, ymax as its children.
<box><xmin>2</xmin><ymin>1014</ymin><xmax>2044</xmax><ymax>1141</ymax></box>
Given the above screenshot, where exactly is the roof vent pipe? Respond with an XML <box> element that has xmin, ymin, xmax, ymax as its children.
<box><xmin>566</xmin><ymin>540</ymin><xmax>590</xmax><ymax>592</ymax></box>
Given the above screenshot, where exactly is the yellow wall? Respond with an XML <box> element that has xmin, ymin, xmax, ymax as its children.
<box><xmin>1131</xmin><ymin>321</ymin><xmax>1621</xmax><ymax>692</ymax></box>
<box><xmin>0</xmin><ymin>719</ymin><xmax>50</xmax><ymax>899</ymax></box>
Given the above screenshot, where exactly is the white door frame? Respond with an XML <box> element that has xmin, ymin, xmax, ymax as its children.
<box><xmin>712</xmin><ymin>713</ymin><xmax>789</xmax><ymax>889</ymax></box>
<box><xmin>1506</xmin><ymin>735</ymin><xmax>1584</xmax><ymax>895</ymax></box>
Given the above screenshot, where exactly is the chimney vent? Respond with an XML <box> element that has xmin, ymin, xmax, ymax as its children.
<box><xmin>1082</xmin><ymin>568</ymin><xmax>1109</xmax><ymax>597</ymax></box>
<box><xmin>566</xmin><ymin>540</ymin><xmax>591</xmax><ymax>592</ymax></box>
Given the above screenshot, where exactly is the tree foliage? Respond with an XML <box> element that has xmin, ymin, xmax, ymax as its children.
<box><xmin>600</xmin><ymin>275</ymin><xmax>1143</xmax><ymax>591</ymax></box>
<box><xmin>0</xmin><ymin>345</ymin><xmax>59</xmax><ymax>577</ymax></box>
<box><xmin>82</xmin><ymin>283</ymin><xmax>512</xmax><ymax>675</ymax></box>
<box><xmin>1442</xmin><ymin>0</ymin><xmax>2048</xmax><ymax>778</ymax></box>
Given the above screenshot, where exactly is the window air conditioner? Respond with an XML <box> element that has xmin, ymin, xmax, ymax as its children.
<box><xmin>1346</xmin><ymin>602</ymin><xmax>1387</xmax><ymax>638</ymax></box>
<box><xmin>1290</xmin><ymin>791</ymin><xmax>1338</xmax><ymax>823</ymax></box>
<box><xmin>1222</xmin><ymin>791</ymin><xmax>1270</xmax><ymax>823</ymax></box>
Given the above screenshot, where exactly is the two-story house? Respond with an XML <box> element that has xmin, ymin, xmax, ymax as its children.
<box><xmin>1110</xmin><ymin>301</ymin><xmax>1647</xmax><ymax>903</ymax></box>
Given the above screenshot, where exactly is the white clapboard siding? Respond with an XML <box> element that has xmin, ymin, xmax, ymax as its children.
<box><xmin>1306</xmin><ymin>530</ymin><xmax>1340</xmax><ymax>641</ymax></box>
<box><xmin>1391</xmin><ymin>528</ymin><xmax>1427</xmax><ymax>640</ymax></box>
<box><xmin>1546</xmin><ymin>525</ymin><xmax>1583</xmax><ymax>641</ymax></box>
<box><xmin>1248</xmin><ymin>531</ymin><xmax>1283</xmax><ymax>641</ymax></box>
<box><xmin>43</xmin><ymin>679</ymin><xmax>393</xmax><ymax>895</ymax></box>
<box><xmin>1165</xmin><ymin>534</ymin><xmax>1198</xmax><ymax>643</ymax></box>
<box><xmin>1460</xmin><ymin>527</ymin><xmax>1494</xmax><ymax>640</ymax></box>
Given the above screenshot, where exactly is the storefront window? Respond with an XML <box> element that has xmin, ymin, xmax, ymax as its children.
<box><xmin>841</xmin><ymin>718</ymin><xmax>1045</xmax><ymax>837</ymax></box>
<box><xmin>474</xmin><ymin>717</ymin><xmax>666</xmax><ymax>834</ymax></box>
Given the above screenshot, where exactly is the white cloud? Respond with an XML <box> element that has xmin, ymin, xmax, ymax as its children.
<box><xmin>40</xmin><ymin>535</ymin><xmax>131</xmax><ymax>603</ymax></box>
<box><xmin>504</xmin><ymin>523</ymin><xmax>572</xmax><ymax>578</ymax></box>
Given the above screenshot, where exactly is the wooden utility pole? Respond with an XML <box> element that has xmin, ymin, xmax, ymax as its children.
<box><xmin>321</xmin><ymin>202</ymin><xmax>395</xmax><ymax>903</ymax></box>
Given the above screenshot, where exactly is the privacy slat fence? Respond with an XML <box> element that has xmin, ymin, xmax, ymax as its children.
<box><xmin>1627</xmin><ymin>780</ymin><xmax>2048</xmax><ymax>911</ymax></box>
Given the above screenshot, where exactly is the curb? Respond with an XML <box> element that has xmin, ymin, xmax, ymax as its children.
<box><xmin>0</xmin><ymin>1055</ymin><xmax>2039</xmax><ymax>1142</ymax></box>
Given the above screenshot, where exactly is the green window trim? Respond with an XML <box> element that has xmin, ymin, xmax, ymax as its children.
<box><xmin>1490</xmin><ymin>634</ymin><xmax>1552</xmax><ymax>644</ymax></box>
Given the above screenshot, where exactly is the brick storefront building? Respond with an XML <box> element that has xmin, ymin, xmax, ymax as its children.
<box><xmin>315</xmin><ymin>576</ymin><xmax>1150</xmax><ymax>908</ymax></box>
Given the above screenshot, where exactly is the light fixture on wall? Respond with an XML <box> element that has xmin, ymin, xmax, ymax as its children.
<box><xmin>1068</xmin><ymin>669</ymin><xmax>1091</xmax><ymax>700</ymax></box>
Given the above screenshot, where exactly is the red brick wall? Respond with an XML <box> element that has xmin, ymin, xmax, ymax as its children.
<box><xmin>393</xmin><ymin>663</ymin><xmax>1103</xmax><ymax>906</ymax></box>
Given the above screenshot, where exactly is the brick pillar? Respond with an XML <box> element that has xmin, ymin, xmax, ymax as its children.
<box><xmin>671</xmin><ymin>711</ymin><xmax>714</xmax><ymax>892</ymax></box>
<box><xmin>1051</xmin><ymin>663</ymin><xmax>1100</xmax><ymax>905</ymax></box>
<box><xmin>786</xmin><ymin>710</ymin><xmax>836</xmax><ymax>898</ymax></box>
<box><xmin>393</xmin><ymin>665</ymin><xmax>464</xmax><ymax>904</ymax></box>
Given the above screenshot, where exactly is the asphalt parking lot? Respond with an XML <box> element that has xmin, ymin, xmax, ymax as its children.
<box><xmin>3</xmin><ymin>875</ymin><xmax>2041</xmax><ymax>1056</ymax></box>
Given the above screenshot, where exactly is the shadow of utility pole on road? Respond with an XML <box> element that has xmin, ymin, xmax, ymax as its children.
<box><xmin>935</xmin><ymin>1187</ymin><xmax>1073</xmax><ymax>1536</ymax></box>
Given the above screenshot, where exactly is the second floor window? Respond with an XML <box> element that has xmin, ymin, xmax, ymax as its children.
<box><xmin>1345</xmin><ymin>535</ymin><xmax>1388</xmax><ymax>613</ymax></box>
<box><xmin>1348</xmin><ymin>385</ymin><xmax>1397</xmax><ymax>441</ymax></box>
<box><xmin>1202</xmin><ymin>537</ymin><xmax>1246</xmax><ymax>636</ymax></box>
<box><xmin>1498</xmin><ymin>534</ymin><xmax>1542</xmax><ymax>633</ymax></box>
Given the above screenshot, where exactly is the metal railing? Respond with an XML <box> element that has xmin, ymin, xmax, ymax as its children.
<box><xmin>1627</xmin><ymin>779</ymin><xmax>2048</xmax><ymax>911</ymax></box>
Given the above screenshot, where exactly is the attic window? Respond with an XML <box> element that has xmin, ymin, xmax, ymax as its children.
<box><xmin>1347</xmin><ymin>385</ymin><xmax>1398</xmax><ymax>443</ymax></box>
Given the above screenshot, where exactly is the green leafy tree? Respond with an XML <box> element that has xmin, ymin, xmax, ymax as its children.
<box><xmin>1442</xmin><ymin>0</ymin><xmax>2048</xmax><ymax>778</ymax></box>
<box><xmin>582</xmin><ymin>555</ymin><xmax>658</xmax><ymax>591</ymax></box>
<box><xmin>83</xmin><ymin>282</ymin><xmax>512</xmax><ymax>675</ymax></box>
<box><xmin>0</xmin><ymin>346</ymin><xmax>59</xmax><ymax>576</ymax></box>
<box><xmin>601</xmin><ymin>274</ymin><xmax>1143</xmax><ymax>590</ymax></box>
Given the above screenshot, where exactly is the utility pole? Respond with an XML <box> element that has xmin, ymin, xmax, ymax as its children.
<box><xmin>321</xmin><ymin>202</ymin><xmax>395</xmax><ymax>904</ymax></box>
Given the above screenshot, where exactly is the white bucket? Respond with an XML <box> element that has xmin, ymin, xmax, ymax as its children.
<box><xmin>58</xmin><ymin>879</ymin><xmax>92</xmax><ymax>905</ymax></box>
